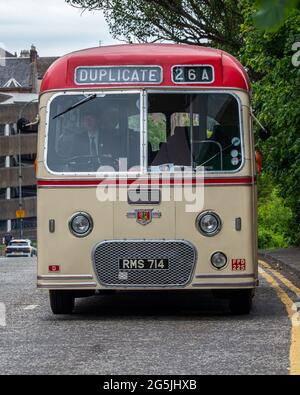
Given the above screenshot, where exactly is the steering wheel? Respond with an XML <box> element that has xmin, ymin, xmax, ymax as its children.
<box><xmin>64</xmin><ymin>155</ymin><xmax>120</xmax><ymax>171</ymax></box>
<box><xmin>66</xmin><ymin>155</ymin><xmax>99</xmax><ymax>164</ymax></box>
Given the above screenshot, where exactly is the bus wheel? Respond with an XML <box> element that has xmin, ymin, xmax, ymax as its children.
<box><xmin>49</xmin><ymin>290</ymin><xmax>75</xmax><ymax>314</ymax></box>
<box><xmin>229</xmin><ymin>290</ymin><xmax>253</xmax><ymax>315</ymax></box>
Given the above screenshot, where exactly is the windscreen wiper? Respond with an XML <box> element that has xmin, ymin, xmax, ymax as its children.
<box><xmin>52</xmin><ymin>94</ymin><xmax>97</xmax><ymax>120</ymax></box>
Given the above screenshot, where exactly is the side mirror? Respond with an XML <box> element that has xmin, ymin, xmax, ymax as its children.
<box><xmin>17</xmin><ymin>118</ymin><xmax>30</xmax><ymax>132</ymax></box>
<box><xmin>259</xmin><ymin>127</ymin><xmax>271</xmax><ymax>141</ymax></box>
<box><xmin>17</xmin><ymin>117</ymin><xmax>39</xmax><ymax>133</ymax></box>
<box><xmin>250</xmin><ymin>111</ymin><xmax>271</xmax><ymax>142</ymax></box>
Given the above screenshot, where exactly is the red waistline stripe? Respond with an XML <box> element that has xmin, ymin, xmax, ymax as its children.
<box><xmin>37</xmin><ymin>177</ymin><xmax>255</xmax><ymax>187</ymax></box>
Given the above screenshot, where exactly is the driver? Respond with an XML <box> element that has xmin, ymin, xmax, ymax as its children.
<box><xmin>82</xmin><ymin>112</ymin><xmax>100</xmax><ymax>158</ymax></box>
<box><xmin>57</xmin><ymin>107</ymin><xmax>120</xmax><ymax>169</ymax></box>
<box><xmin>57</xmin><ymin>110</ymin><xmax>100</xmax><ymax>160</ymax></box>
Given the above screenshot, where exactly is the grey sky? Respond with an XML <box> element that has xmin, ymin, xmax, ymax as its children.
<box><xmin>0</xmin><ymin>0</ymin><xmax>118</xmax><ymax>56</ymax></box>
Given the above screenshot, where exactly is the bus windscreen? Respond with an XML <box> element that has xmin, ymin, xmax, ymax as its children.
<box><xmin>46</xmin><ymin>92</ymin><xmax>242</xmax><ymax>173</ymax></box>
<box><xmin>147</xmin><ymin>93</ymin><xmax>242</xmax><ymax>172</ymax></box>
<box><xmin>46</xmin><ymin>92</ymin><xmax>141</xmax><ymax>173</ymax></box>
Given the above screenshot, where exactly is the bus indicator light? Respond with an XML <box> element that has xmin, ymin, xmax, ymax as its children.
<box><xmin>49</xmin><ymin>265</ymin><xmax>60</xmax><ymax>273</ymax></box>
<box><xmin>211</xmin><ymin>252</ymin><xmax>227</xmax><ymax>270</ymax></box>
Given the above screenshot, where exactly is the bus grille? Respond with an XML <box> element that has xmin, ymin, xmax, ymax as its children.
<box><xmin>93</xmin><ymin>240</ymin><xmax>196</xmax><ymax>287</ymax></box>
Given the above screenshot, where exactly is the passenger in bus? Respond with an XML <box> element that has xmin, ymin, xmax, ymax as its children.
<box><xmin>151</xmin><ymin>127</ymin><xmax>191</xmax><ymax>167</ymax></box>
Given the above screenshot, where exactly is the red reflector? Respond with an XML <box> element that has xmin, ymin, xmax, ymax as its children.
<box><xmin>49</xmin><ymin>265</ymin><xmax>60</xmax><ymax>273</ymax></box>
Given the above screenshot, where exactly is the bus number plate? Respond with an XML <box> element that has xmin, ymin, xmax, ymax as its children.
<box><xmin>172</xmin><ymin>65</ymin><xmax>214</xmax><ymax>84</ymax></box>
<box><xmin>119</xmin><ymin>259</ymin><xmax>169</xmax><ymax>270</ymax></box>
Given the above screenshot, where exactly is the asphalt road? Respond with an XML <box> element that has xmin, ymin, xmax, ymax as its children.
<box><xmin>0</xmin><ymin>257</ymin><xmax>299</xmax><ymax>375</ymax></box>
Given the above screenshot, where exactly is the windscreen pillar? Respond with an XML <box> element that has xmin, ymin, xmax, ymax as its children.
<box><xmin>191</xmin><ymin>95</ymin><xmax>208</xmax><ymax>164</ymax></box>
<box><xmin>196</xmin><ymin>95</ymin><xmax>208</xmax><ymax>141</ymax></box>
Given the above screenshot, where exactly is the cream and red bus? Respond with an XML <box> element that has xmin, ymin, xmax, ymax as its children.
<box><xmin>36</xmin><ymin>44</ymin><xmax>258</xmax><ymax>315</ymax></box>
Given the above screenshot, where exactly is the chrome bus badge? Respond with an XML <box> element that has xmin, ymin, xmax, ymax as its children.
<box><xmin>127</xmin><ymin>209</ymin><xmax>162</xmax><ymax>225</ymax></box>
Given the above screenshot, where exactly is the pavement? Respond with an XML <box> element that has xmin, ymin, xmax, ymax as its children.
<box><xmin>259</xmin><ymin>247</ymin><xmax>300</xmax><ymax>279</ymax></box>
<box><xmin>1</xmin><ymin>256</ymin><xmax>300</xmax><ymax>375</ymax></box>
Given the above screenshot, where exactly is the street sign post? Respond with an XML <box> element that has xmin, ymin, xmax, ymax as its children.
<box><xmin>16</xmin><ymin>210</ymin><xmax>26</xmax><ymax>219</ymax></box>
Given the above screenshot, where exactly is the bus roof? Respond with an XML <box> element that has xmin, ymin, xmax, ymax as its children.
<box><xmin>40</xmin><ymin>44</ymin><xmax>250</xmax><ymax>93</ymax></box>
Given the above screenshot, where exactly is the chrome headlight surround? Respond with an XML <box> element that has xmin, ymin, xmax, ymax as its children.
<box><xmin>196</xmin><ymin>211</ymin><xmax>222</xmax><ymax>237</ymax></box>
<box><xmin>69</xmin><ymin>212</ymin><xmax>93</xmax><ymax>238</ymax></box>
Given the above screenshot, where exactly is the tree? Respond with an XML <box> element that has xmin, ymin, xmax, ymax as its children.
<box><xmin>253</xmin><ymin>0</ymin><xmax>300</xmax><ymax>31</ymax></box>
<box><xmin>66</xmin><ymin>0</ymin><xmax>243</xmax><ymax>55</ymax></box>
<box><xmin>240</xmin><ymin>0</ymin><xmax>300</xmax><ymax>243</ymax></box>
<box><xmin>258</xmin><ymin>185</ymin><xmax>293</xmax><ymax>249</ymax></box>
<box><xmin>258</xmin><ymin>173</ymin><xmax>293</xmax><ymax>249</ymax></box>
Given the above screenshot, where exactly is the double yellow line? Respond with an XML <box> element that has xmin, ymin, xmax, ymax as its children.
<box><xmin>259</xmin><ymin>260</ymin><xmax>300</xmax><ymax>375</ymax></box>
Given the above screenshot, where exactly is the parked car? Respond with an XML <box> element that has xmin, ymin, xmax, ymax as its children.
<box><xmin>5</xmin><ymin>239</ymin><xmax>37</xmax><ymax>258</ymax></box>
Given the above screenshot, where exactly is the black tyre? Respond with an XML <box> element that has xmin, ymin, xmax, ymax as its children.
<box><xmin>229</xmin><ymin>289</ymin><xmax>253</xmax><ymax>315</ymax></box>
<box><xmin>49</xmin><ymin>290</ymin><xmax>75</xmax><ymax>314</ymax></box>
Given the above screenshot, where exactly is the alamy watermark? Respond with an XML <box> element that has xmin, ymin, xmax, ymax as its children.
<box><xmin>292</xmin><ymin>302</ymin><xmax>300</xmax><ymax>327</ymax></box>
<box><xmin>0</xmin><ymin>303</ymin><xmax>6</xmax><ymax>327</ymax></box>
<box><xmin>292</xmin><ymin>42</ymin><xmax>300</xmax><ymax>67</ymax></box>
<box><xmin>0</xmin><ymin>42</ymin><xmax>6</xmax><ymax>67</ymax></box>
<box><xmin>95</xmin><ymin>161</ymin><xmax>205</xmax><ymax>213</ymax></box>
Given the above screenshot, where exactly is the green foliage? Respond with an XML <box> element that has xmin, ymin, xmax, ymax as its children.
<box><xmin>258</xmin><ymin>175</ymin><xmax>293</xmax><ymax>249</ymax></box>
<box><xmin>128</xmin><ymin>114</ymin><xmax>167</xmax><ymax>151</ymax></box>
<box><xmin>254</xmin><ymin>0</ymin><xmax>300</xmax><ymax>31</ymax></box>
<box><xmin>240</xmin><ymin>1</ymin><xmax>300</xmax><ymax>244</ymax></box>
<box><xmin>0</xmin><ymin>245</ymin><xmax>5</xmax><ymax>256</ymax></box>
<box><xmin>148</xmin><ymin>116</ymin><xmax>166</xmax><ymax>151</ymax></box>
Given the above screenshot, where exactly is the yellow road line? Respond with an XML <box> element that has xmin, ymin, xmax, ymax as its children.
<box><xmin>258</xmin><ymin>267</ymin><xmax>294</xmax><ymax>319</ymax></box>
<box><xmin>259</xmin><ymin>260</ymin><xmax>300</xmax><ymax>299</ymax></box>
<box><xmin>259</xmin><ymin>263</ymin><xmax>300</xmax><ymax>375</ymax></box>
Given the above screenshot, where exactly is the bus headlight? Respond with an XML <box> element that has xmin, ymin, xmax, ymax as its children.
<box><xmin>196</xmin><ymin>211</ymin><xmax>221</xmax><ymax>236</ymax></box>
<box><xmin>211</xmin><ymin>252</ymin><xmax>227</xmax><ymax>270</ymax></box>
<box><xmin>69</xmin><ymin>212</ymin><xmax>93</xmax><ymax>237</ymax></box>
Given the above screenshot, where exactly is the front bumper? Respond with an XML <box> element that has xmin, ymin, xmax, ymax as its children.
<box><xmin>37</xmin><ymin>239</ymin><xmax>257</xmax><ymax>290</ymax></box>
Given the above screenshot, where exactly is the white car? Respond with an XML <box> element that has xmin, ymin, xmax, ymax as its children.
<box><xmin>5</xmin><ymin>239</ymin><xmax>37</xmax><ymax>258</ymax></box>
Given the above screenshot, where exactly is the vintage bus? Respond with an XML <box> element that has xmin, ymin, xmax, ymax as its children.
<box><xmin>36</xmin><ymin>44</ymin><xmax>258</xmax><ymax>315</ymax></box>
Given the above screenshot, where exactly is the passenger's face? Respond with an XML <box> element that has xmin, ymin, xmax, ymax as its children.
<box><xmin>82</xmin><ymin>115</ymin><xmax>97</xmax><ymax>131</ymax></box>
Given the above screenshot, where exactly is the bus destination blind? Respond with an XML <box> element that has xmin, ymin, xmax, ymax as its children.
<box><xmin>172</xmin><ymin>65</ymin><xmax>214</xmax><ymax>84</ymax></box>
<box><xmin>75</xmin><ymin>66</ymin><xmax>163</xmax><ymax>85</ymax></box>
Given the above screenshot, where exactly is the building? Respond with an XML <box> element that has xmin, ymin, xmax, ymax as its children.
<box><xmin>0</xmin><ymin>46</ymin><xmax>58</xmax><ymax>241</ymax></box>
